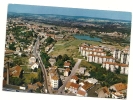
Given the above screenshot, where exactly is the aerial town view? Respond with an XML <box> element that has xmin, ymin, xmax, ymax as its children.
<box><xmin>2</xmin><ymin>4</ymin><xmax>132</xmax><ymax>99</ymax></box>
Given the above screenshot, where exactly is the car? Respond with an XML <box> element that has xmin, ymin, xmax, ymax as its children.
<box><xmin>16</xmin><ymin>90</ymin><xmax>19</xmax><ymax>92</ymax></box>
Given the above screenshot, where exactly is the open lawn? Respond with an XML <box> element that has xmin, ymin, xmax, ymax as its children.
<box><xmin>49</xmin><ymin>39</ymin><xmax>101</xmax><ymax>57</ymax></box>
<box><xmin>79</xmin><ymin>60</ymin><xmax>96</xmax><ymax>71</ymax></box>
<box><xmin>21</xmin><ymin>65</ymin><xmax>31</xmax><ymax>72</ymax></box>
<box><xmin>23</xmin><ymin>72</ymin><xmax>38</xmax><ymax>84</ymax></box>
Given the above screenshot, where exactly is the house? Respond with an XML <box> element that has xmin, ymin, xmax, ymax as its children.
<box><xmin>55</xmin><ymin>34</ymin><xmax>64</xmax><ymax>40</ymax></box>
<box><xmin>16</xmin><ymin>47</ymin><xmax>20</xmax><ymax>52</ymax></box>
<box><xmin>46</xmin><ymin>34</ymin><xmax>55</xmax><ymax>39</ymax></box>
<box><xmin>109</xmin><ymin>83</ymin><xmax>127</xmax><ymax>93</ymax></box>
<box><xmin>51</xmin><ymin>75</ymin><xmax>59</xmax><ymax>89</ymax></box>
<box><xmin>111</xmin><ymin>92</ymin><xmax>125</xmax><ymax>99</ymax></box>
<box><xmin>29</xmin><ymin>56</ymin><xmax>36</xmax><ymax>65</ymax></box>
<box><xmin>27</xmin><ymin>45</ymin><xmax>33</xmax><ymax>53</ymax></box>
<box><xmin>49</xmin><ymin>66</ymin><xmax>59</xmax><ymax>89</ymax></box>
<box><xmin>49</xmin><ymin>58</ymin><xmax>56</xmax><ymax>66</ymax></box>
<box><xmin>79</xmin><ymin>81</ymin><xmax>93</xmax><ymax>92</ymax></box>
<box><xmin>31</xmin><ymin>63</ymin><xmax>39</xmax><ymax>70</ymax></box>
<box><xmin>70</xmin><ymin>75</ymin><xmax>79</xmax><ymax>83</ymax></box>
<box><xmin>76</xmin><ymin>89</ymin><xmax>88</xmax><ymax>97</ymax></box>
<box><xmin>64</xmin><ymin>68</ymin><xmax>70</xmax><ymax>77</ymax></box>
<box><xmin>9</xmin><ymin>65</ymin><xmax>22</xmax><ymax>78</ymax></box>
<box><xmin>65</xmin><ymin>81</ymin><xmax>80</xmax><ymax>94</ymax></box>
<box><xmin>78</xmin><ymin>67</ymin><xmax>86</xmax><ymax>75</ymax></box>
<box><xmin>84</xmin><ymin>78</ymin><xmax>98</xmax><ymax>85</ymax></box>
<box><xmin>84</xmin><ymin>71</ymin><xmax>90</xmax><ymax>76</ymax></box>
<box><xmin>28</xmin><ymin>82</ymin><xmax>43</xmax><ymax>91</ymax></box>
<box><xmin>95</xmin><ymin>86</ymin><xmax>110</xmax><ymax>98</ymax></box>
<box><xmin>64</xmin><ymin>61</ymin><xmax>71</xmax><ymax>68</ymax></box>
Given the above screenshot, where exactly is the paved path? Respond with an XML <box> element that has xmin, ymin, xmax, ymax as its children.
<box><xmin>57</xmin><ymin>59</ymin><xmax>82</xmax><ymax>95</ymax></box>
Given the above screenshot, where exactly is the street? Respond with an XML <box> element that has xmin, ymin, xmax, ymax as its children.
<box><xmin>57</xmin><ymin>59</ymin><xmax>82</xmax><ymax>95</ymax></box>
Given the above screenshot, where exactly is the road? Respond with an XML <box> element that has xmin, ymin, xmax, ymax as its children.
<box><xmin>57</xmin><ymin>59</ymin><xmax>82</xmax><ymax>95</ymax></box>
<box><xmin>33</xmin><ymin>37</ymin><xmax>50</xmax><ymax>93</ymax></box>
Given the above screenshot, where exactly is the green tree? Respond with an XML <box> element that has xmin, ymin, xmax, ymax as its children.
<box><xmin>115</xmin><ymin>66</ymin><xmax>121</xmax><ymax>74</ymax></box>
<box><xmin>45</xmin><ymin>36</ymin><xmax>54</xmax><ymax>45</ymax></box>
<box><xmin>9</xmin><ymin>42</ymin><xmax>16</xmax><ymax>50</ymax></box>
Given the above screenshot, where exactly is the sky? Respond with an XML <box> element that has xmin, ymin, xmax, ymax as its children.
<box><xmin>8</xmin><ymin>4</ymin><xmax>132</xmax><ymax>21</ymax></box>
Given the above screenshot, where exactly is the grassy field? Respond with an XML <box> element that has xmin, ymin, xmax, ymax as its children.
<box><xmin>23</xmin><ymin>72</ymin><xmax>38</xmax><ymax>84</ymax></box>
<box><xmin>49</xmin><ymin>39</ymin><xmax>101</xmax><ymax>57</ymax></box>
<box><xmin>79</xmin><ymin>60</ymin><xmax>96</xmax><ymax>71</ymax></box>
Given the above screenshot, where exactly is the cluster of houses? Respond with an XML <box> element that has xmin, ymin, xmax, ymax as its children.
<box><xmin>79</xmin><ymin>43</ymin><xmax>129</xmax><ymax>75</ymax></box>
<box><xmin>65</xmin><ymin>75</ymin><xmax>98</xmax><ymax>97</ymax></box>
<box><xmin>64</xmin><ymin>74</ymin><xmax>127</xmax><ymax>99</ymax></box>
<box><xmin>95</xmin><ymin>82</ymin><xmax>127</xmax><ymax>99</ymax></box>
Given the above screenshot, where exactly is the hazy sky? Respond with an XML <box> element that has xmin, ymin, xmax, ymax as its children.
<box><xmin>8</xmin><ymin>4</ymin><xmax>132</xmax><ymax>21</ymax></box>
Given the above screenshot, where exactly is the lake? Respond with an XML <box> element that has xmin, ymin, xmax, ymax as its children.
<box><xmin>73</xmin><ymin>35</ymin><xmax>102</xmax><ymax>42</ymax></box>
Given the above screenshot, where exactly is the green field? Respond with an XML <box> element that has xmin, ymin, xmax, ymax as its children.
<box><xmin>49</xmin><ymin>39</ymin><xmax>101</xmax><ymax>57</ymax></box>
<box><xmin>23</xmin><ymin>72</ymin><xmax>38</xmax><ymax>84</ymax></box>
<box><xmin>79</xmin><ymin>60</ymin><xmax>96</xmax><ymax>71</ymax></box>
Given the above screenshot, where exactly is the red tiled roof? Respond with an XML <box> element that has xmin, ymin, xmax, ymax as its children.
<box><xmin>102</xmin><ymin>86</ymin><xmax>110</xmax><ymax>95</ymax></box>
<box><xmin>114</xmin><ymin>83</ymin><xmax>127</xmax><ymax>91</ymax></box>
<box><xmin>71</xmin><ymin>75</ymin><xmax>78</xmax><ymax>81</ymax></box>
<box><xmin>70</xmin><ymin>82</ymin><xmax>80</xmax><ymax>89</ymax></box>
<box><xmin>82</xmin><ymin>82</ymin><xmax>93</xmax><ymax>91</ymax></box>
<box><xmin>64</xmin><ymin>61</ymin><xmax>71</xmax><ymax>66</ymax></box>
<box><xmin>77</xmin><ymin>89</ymin><xmax>86</xmax><ymax>96</ymax></box>
<box><xmin>52</xmin><ymin>75</ymin><xmax>59</xmax><ymax>80</ymax></box>
<box><xmin>9</xmin><ymin>66</ymin><xmax>22</xmax><ymax>77</ymax></box>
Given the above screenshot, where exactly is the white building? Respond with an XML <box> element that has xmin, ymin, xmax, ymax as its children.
<box><xmin>49</xmin><ymin>67</ymin><xmax>59</xmax><ymax>89</ymax></box>
<box><xmin>102</xmin><ymin>62</ymin><xmax>128</xmax><ymax>74</ymax></box>
<box><xmin>31</xmin><ymin>63</ymin><xmax>38</xmax><ymax>70</ymax></box>
<box><xmin>29</xmin><ymin>56</ymin><xmax>36</xmax><ymax>65</ymax></box>
<box><xmin>64</xmin><ymin>68</ymin><xmax>70</xmax><ymax>77</ymax></box>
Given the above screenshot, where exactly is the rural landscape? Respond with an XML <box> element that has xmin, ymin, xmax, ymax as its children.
<box><xmin>2</xmin><ymin>4</ymin><xmax>131</xmax><ymax>99</ymax></box>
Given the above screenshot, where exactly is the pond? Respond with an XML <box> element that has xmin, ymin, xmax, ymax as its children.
<box><xmin>73</xmin><ymin>35</ymin><xmax>102</xmax><ymax>42</ymax></box>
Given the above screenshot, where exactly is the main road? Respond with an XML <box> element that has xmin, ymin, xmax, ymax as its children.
<box><xmin>33</xmin><ymin>36</ymin><xmax>51</xmax><ymax>93</ymax></box>
<box><xmin>57</xmin><ymin>59</ymin><xmax>82</xmax><ymax>95</ymax></box>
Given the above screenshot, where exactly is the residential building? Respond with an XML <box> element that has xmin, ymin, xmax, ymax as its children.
<box><xmin>64</xmin><ymin>61</ymin><xmax>71</xmax><ymax>68</ymax></box>
<box><xmin>111</xmin><ymin>92</ymin><xmax>125</xmax><ymax>99</ymax></box>
<box><xmin>95</xmin><ymin>86</ymin><xmax>110</xmax><ymax>98</ymax></box>
<box><xmin>49</xmin><ymin>66</ymin><xmax>59</xmax><ymax>89</ymax></box>
<box><xmin>84</xmin><ymin>78</ymin><xmax>98</xmax><ymax>85</ymax></box>
<box><xmin>65</xmin><ymin>82</ymin><xmax>80</xmax><ymax>94</ymax></box>
<box><xmin>79</xmin><ymin>81</ymin><xmax>93</xmax><ymax>92</ymax></box>
<box><xmin>70</xmin><ymin>75</ymin><xmax>79</xmax><ymax>83</ymax></box>
<box><xmin>29</xmin><ymin>56</ymin><xmax>36</xmax><ymax>65</ymax></box>
<box><xmin>9</xmin><ymin>65</ymin><xmax>22</xmax><ymax>78</ymax></box>
<box><xmin>76</xmin><ymin>89</ymin><xmax>88</xmax><ymax>97</ymax></box>
<box><xmin>101</xmin><ymin>62</ymin><xmax>128</xmax><ymax>74</ymax></box>
<box><xmin>64</xmin><ymin>68</ymin><xmax>70</xmax><ymax>77</ymax></box>
<box><xmin>78</xmin><ymin>67</ymin><xmax>86</xmax><ymax>75</ymax></box>
<box><xmin>109</xmin><ymin>83</ymin><xmax>127</xmax><ymax>93</ymax></box>
<box><xmin>31</xmin><ymin>63</ymin><xmax>39</xmax><ymax>70</ymax></box>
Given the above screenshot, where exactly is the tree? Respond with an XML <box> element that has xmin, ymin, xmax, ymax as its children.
<box><xmin>62</xmin><ymin>54</ymin><xmax>69</xmax><ymax>61</ymax></box>
<box><xmin>9</xmin><ymin>42</ymin><xmax>16</xmax><ymax>50</ymax></box>
<box><xmin>56</xmin><ymin>59</ymin><xmax>64</xmax><ymax>68</ymax></box>
<box><xmin>45</xmin><ymin>36</ymin><xmax>54</xmax><ymax>45</ymax></box>
<box><xmin>115</xmin><ymin>66</ymin><xmax>121</xmax><ymax>74</ymax></box>
<box><xmin>9</xmin><ymin>77</ymin><xmax>23</xmax><ymax>86</ymax></box>
<box><xmin>33</xmin><ymin>68</ymin><xmax>38</xmax><ymax>72</ymax></box>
